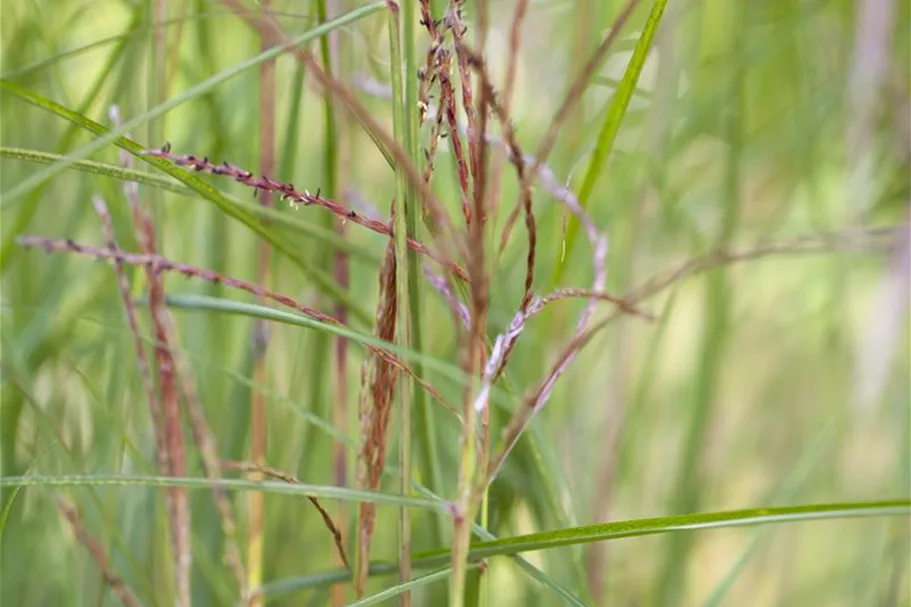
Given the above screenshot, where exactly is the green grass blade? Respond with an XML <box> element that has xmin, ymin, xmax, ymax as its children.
<box><xmin>552</xmin><ymin>0</ymin><xmax>669</xmax><ymax>286</ymax></box>
<box><xmin>414</xmin><ymin>483</ymin><xmax>587</xmax><ymax>607</ymax></box>
<box><xmin>431</xmin><ymin>501</ymin><xmax>911</xmax><ymax>562</ymax></box>
<box><xmin>251</xmin><ymin>500</ymin><xmax>911</xmax><ymax>597</ymax></box>
<box><xmin>0</xmin><ymin>475</ymin><xmax>447</xmax><ymax>510</ymax></box>
<box><xmin>156</xmin><ymin>293</ymin><xmax>515</xmax><ymax>409</ymax></box>
<box><xmin>346</xmin><ymin>566</ymin><xmax>465</xmax><ymax>607</ymax></box>
<box><xmin>654</xmin><ymin>5</ymin><xmax>744</xmax><ymax>604</ymax></box>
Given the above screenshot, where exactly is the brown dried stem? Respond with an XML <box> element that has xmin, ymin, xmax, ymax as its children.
<box><xmin>95</xmin><ymin>196</ymin><xmax>248</xmax><ymax>598</ymax></box>
<box><xmin>56</xmin><ymin>497</ymin><xmax>142</xmax><ymax>607</ymax></box>
<box><xmin>15</xmin><ymin>236</ymin><xmax>453</xmax><ymax>417</ymax></box>
<box><xmin>110</xmin><ymin>108</ymin><xmax>246</xmax><ymax>600</ymax></box>
<box><xmin>456</xmin><ymin>42</ymin><xmax>537</xmax><ymax>313</ymax></box>
<box><xmin>451</xmin><ymin>17</ymin><xmax>493</xmax><ymax>602</ymax></box>
<box><xmin>90</xmin><ymin>194</ymin><xmax>169</xmax><ymax>505</ymax></box>
<box><xmin>438</xmin><ymin>56</ymin><xmax>474</xmax><ymax>224</ymax></box>
<box><xmin>118</xmin><ymin>154</ymin><xmax>191</xmax><ymax>605</ymax></box>
<box><xmin>222</xmin><ymin>461</ymin><xmax>350</xmax><ymax>571</ymax></box>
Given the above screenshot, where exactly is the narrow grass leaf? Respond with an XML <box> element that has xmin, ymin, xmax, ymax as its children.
<box><xmin>553</xmin><ymin>0</ymin><xmax>669</xmax><ymax>285</ymax></box>
<box><xmin>0</xmin><ymin>475</ymin><xmax>448</xmax><ymax>510</ymax></box>
<box><xmin>346</xmin><ymin>566</ymin><xmax>465</xmax><ymax>607</ymax></box>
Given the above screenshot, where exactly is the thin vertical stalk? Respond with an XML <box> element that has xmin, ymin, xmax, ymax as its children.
<box><xmin>452</xmin><ymin>10</ymin><xmax>491</xmax><ymax>607</ymax></box>
<box><xmin>386</xmin><ymin>3</ymin><xmax>415</xmax><ymax>605</ymax></box>
<box><xmin>406</xmin><ymin>0</ymin><xmax>444</xmax><ymax>556</ymax></box>
<box><xmin>474</xmin><ymin>5</ymin><xmax>492</xmax><ymax>607</ymax></box>
<box><xmin>313</xmin><ymin>1</ymin><xmax>347</xmax><ymax>605</ymax></box>
<box><xmin>249</xmin><ymin>2</ymin><xmax>276</xmax><ymax>603</ymax></box>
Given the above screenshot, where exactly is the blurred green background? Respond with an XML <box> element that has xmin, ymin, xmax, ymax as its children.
<box><xmin>1</xmin><ymin>0</ymin><xmax>909</xmax><ymax>606</ymax></box>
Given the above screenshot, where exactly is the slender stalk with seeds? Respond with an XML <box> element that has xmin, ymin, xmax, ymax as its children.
<box><xmin>143</xmin><ymin>147</ymin><xmax>468</xmax><ymax>281</ymax></box>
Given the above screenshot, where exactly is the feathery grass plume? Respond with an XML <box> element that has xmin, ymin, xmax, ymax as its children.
<box><xmin>416</xmin><ymin>0</ymin><xmax>444</xmax><ymax>126</ymax></box>
<box><xmin>338</xmin><ymin>186</ymin><xmax>471</xmax><ymax>331</ymax></box>
<box><xmin>352</xmin><ymin>76</ymin><xmax>596</xmax><ymax>248</ymax></box>
<box><xmin>56</xmin><ymin>497</ymin><xmax>142</xmax><ymax>607</ymax></box>
<box><xmin>143</xmin><ymin>147</ymin><xmax>468</xmax><ymax>282</ymax></box>
<box><xmin>449</xmin><ymin>0</ymin><xmax>480</xmax><ymax>203</ymax></box>
<box><xmin>440</xmin><ymin>53</ymin><xmax>474</xmax><ymax>225</ymax></box>
<box><xmin>355</xmin><ymin>240</ymin><xmax>399</xmax><ymax>596</ymax></box>
<box><xmin>456</xmin><ymin>42</ymin><xmax>537</xmax><ymax>312</ymax></box>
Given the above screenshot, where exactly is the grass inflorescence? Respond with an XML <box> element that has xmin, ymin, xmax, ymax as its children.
<box><xmin>2</xmin><ymin>1</ymin><xmax>909</xmax><ymax>607</ymax></box>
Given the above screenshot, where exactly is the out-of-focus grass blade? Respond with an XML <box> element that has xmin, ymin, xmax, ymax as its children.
<box><xmin>552</xmin><ymin>0</ymin><xmax>669</xmax><ymax>286</ymax></box>
<box><xmin>0</xmin><ymin>1</ymin><xmax>386</xmax><ymax>208</ymax></box>
<box><xmin>1</xmin><ymin>10</ymin><xmax>318</xmax><ymax>80</ymax></box>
